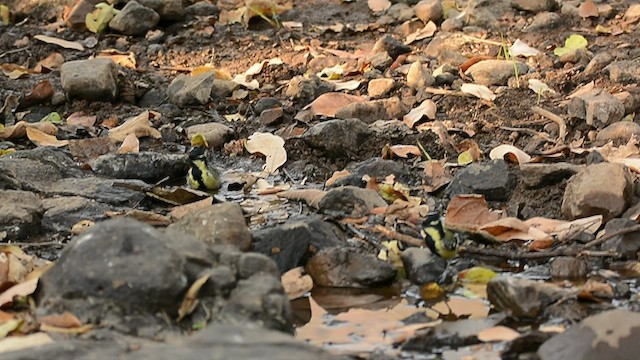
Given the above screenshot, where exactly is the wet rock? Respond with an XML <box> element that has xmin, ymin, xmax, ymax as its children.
<box><xmin>42</xmin><ymin>196</ymin><xmax>110</xmax><ymax>234</ymax></box>
<box><xmin>407</xmin><ymin>61</ymin><xmax>435</xmax><ymax>89</ymax></box>
<box><xmin>109</xmin><ymin>1</ymin><xmax>160</xmax><ymax>36</ymax></box>
<box><xmin>335</xmin><ymin>97</ymin><xmax>405</xmax><ymax>122</ymax></box>
<box><xmin>595</xmin><ymin>121</ymin><xmax>640</xmax><ymax>145</ymax></box>
<box><xmin>403</xmin><ymin>315</ymin><xmax>505</xmax><ymax>351</ymax></box>
<box><xmin>185</xmin><ymin>122</ymin><xmax>233</xmax><ymax>148</ymax></box>
<box><xmin>368</xmin><ymin>78</ymin><xmax>395</xmax><ymax>98</ymax></box>
<box><xmin>604</xmin><ymin>59</ymin><xmax>640</xmax><ymax>84</ymax></box>
<box><xmin>285</xmin><ymin>75</ymin><xmax>334</xmax><ymax>101</ymax></box>
<box><xmin>567</xmin><ymin>89</ymin><xmax>624</xmax><ymax>128</ymax></box>
<box><xmin>601</xmin><ymin>218</ymin><xmax>640</xmax><ymax>259</ymax></box>
<box><xmin>166</xmin><ymin>202</ymin><xmax>252</xmax><ymax>251</ymax></box>
<box><xmin>538</xmin><ymin>309</ymin><xmax>640</xmax><ymax>360</ymax></box>
<box><xmin>331</xmin><ymin>157</ymin><xmax>412</xmax><ymax>187</ymax></box>
<box><xmin>520</xmin><ymin>163</ymin><xmax>583</xmax><ymax>188</ymax></box>
<box><xmin>401</xmin><ymin>248</ymin><xmax>447</xmax><ymax>285</ymax></box>
<box><xmin>88</xmin><ymin>152</ymin><xmax>189</xmax><ymax>183</ymax></box>
<box><xmin>60</xmin><ymin>59</ymin><xmax>118</xmax><ymax>101</ymax></box>
<box><xmin>167</xmin><ymin>71</ymin><xmax>217</xmax><ymax>107</ymax></box>
<box><xmin>305</xmin><ymin>247</ymin><xmax>397</xmax><ymax>288</ymax></box>
<box><xmin>318</xmin><ymin>186</ymin><xmax>387</xmax><ymax>218</ymax></box>
<box><xmin>511</xmin><ymin>0</ymin><xmax>557</xmax><ymax>13</ymax></box>
<box><xmin>303</xmin><ymin>118</ymin><xmax>372</xmax><ymax>158</ymax></box>
<box><xmin>0</xmin><ymin>190</ymin><xmax>43</xmax><ymax>240</ymax></box>
<box><xmin>252</xmin><ymin>222</ymin><xmax>312</xmax><ymax>274</ymax></box>
<box><xmin>527</xmin><ymin>11</ymin><xmax>561</xmax><ymax>31</ymax></box>
<box><xmin>561</xmin><ymin>163</ymin><xmax>633</xmax><ymax>221</ymax></box>
<box><xmin>584</xmin><ymin>52</ymin><xmax>614</xmax><ymax>77</ymax></box>
<box><xmin>465</xmin><ymin>60</ymin><xmax>529</xmax><ymax>86</ymax></box>
<box><xmin>45</xmin><ymin>178</ymin><xmax>146</xmax><ymax>206</ymax></box>
<box><xmin>414</xmin><ymin>0</ymin><xmax>443</xmax><ymax>23</ymax></box>
<box><xmin>372</xmin><ymin>35</ymin><xmax>411</xmax><ymax>60</ymax></box>
<box><xmin>487</xmin><ymin>275</ymin><xmax>569</xmax><ymax>319</ymax></box>
<box><xmin>446</xmin><ymin>160</ymin><xmax>516</xmax><ymax>202</ymax></box>
<box><xmin>550</xmin><ymin>257</ymin><xmax>587</xmax><ymax>279</ymax></box>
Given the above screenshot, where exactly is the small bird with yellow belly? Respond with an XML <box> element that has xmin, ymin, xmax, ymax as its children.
<box><xmin>187</xmin><ymin>147</ymin><xmax>222</xmax><ymax>192</ymax></box>
<box><xmin>420</xmin><ymin>212</ymin><xmax>458</xmax><ymax>259</ymax></box>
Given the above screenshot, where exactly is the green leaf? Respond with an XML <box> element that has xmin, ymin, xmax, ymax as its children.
<box><xmin>0</xmin><ymin>5</ymin><xmax>10</xmax><ymax>25</ymax></box>
<box><xmin>458</xmin><ymin>266</ymin><xmax>497</xmax><ymax>284</ymax></box>
<box><xmin>86</xmin><ymin>3</ymin><xmax>118</xmax><ymax>34</ymax></box>
<box><xmin>457</xmin><ymin>150</ymin><xmax>474</xmax><ymax>165</ymax></box>
<box><xmin>40</xmin><ymin>112</ymin><xmax>62</xmax><ymax>124</ymax></box>
<box><xmin>0</xmin><ymin>148</ymin><xmax>16</xmax><ymax>156</ymax></box>
<box><xmin>554</xmin><ymin>34</ymin><xmax>588</xmax><ymax>56</ymax></box>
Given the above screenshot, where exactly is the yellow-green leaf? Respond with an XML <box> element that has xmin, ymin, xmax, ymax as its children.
<box><xmin>457</xmin><ymin>150</ymin><xmax>474</xmax><ymax>165</ymax></box>
<box><xmin>0</xmin><ymin>5</ymin><xmax>10</xmax><ymax>25</ymax></box>
<box><xmin>554</xmin><ymin>34</ymin><xmax>588</xmax><ymax>56</ymax></box>
<box><xmin>458</xmin><ymin>266</ymin><xmax>497</xmax><ymax>284</ymax></box>
<box><xmin>0</xmin><ymin>148</ymin><xmax>16</xmax><ymax>156</ymax></box>
<box><xmin>40</xmin><ymin>112</ymin><xmax>62</xmax><ymax>125</ymax></box>
<box><xmin>190</xmin><ymin>133</ymin><xmax>209</xmax><ymax>148</ymax></box>
<box><xmin>86</xmin><ymin>3</ymin><xmax>118</xmax><ymax>34</ymax></box>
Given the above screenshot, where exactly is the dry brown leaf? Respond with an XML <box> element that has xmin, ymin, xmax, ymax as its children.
<box><xmin>108</xmin><ymin>110</ymin><xmax>161</xmax><ymax>142</ymax></box>
<box><xmin>97</xmin><ymin>49</ymin><xmax>136</xmax><ymax>69</ymax></box>
<box><xmin>306</xmin><ymin>92</ymin><xmax>365</xmax><ymax>117</ymax></box>
<box><xmin>40</xmin><ymin>323</ymin><xmax>93</xmax><ymax>334</ymax></box>
<box><xmin>281</xmin><ymin>267</ymin><xmax>313</xmax><ymax>300</ymax></box>
<box><xmin>22</xmin><ymin>80</ymin><xmax>54</xmax><ymax>106</ymax></box>
<box><xmin>489</xmin><ymin>144</ymin><xmax>531</xmax><ymax>164</ymax></box>
<box><xmin>0</xmin><ymin>332</ymin><xmax>53</xmax><ymax>354</ymax></box>
<box><xmin>66</xmin><ymin>112</ymin><xmax>97</xmax><ymax>127</ymax></box>
<box><xmin>117</xmin><ymin>133</ymin><xmax>139</xmax><ymax>154</ymax></box>
<box><xmin>477</xmin><ymin>326</ymin><xmax>521</xmax><ymax>342</ymax></box>
<box><xmin>33</xmin><ymin>35</ymin><xmax>84</xmax><ymax>51</ymax></box>
<box><xmin>405</xmin><ymin>21</ymin><xmax>437</xmax><ymax>45</ymax></box>
<box><xmin>477</xmin><ymin>217</ymin><xmax>552</xmax><ymax>243</ymax></box>
<box><xmin>278</xmin><ymin>189</ymin><xmax>326</xmax><ymax>208</ymax></box>
<box><xmin>403</xmin><ymin>99</ymin><xmax>437</xmax><ymax>128</ymax></box>
<box><xmin>578</xmin><ymin>0</ymin><xmax>598</xmax><ymax>18</ymax></box>
<box><xmin>34</xmin><ymin>52</ymin><xmax>64</xmax><ymax>73</ymax></box>
<box><xmin>456</xmin><ymin>139</ymin><xmax>482</xmax><ymax>161</ymax></box>
<box><xmin>422</xmin><ymin>160</ymin><xmax>453</xmax><ymax>193</ymax></box>
<box><xmin>68</xmin><ymin>137</ymin><xmax>115</xmax><ymax>163</ymax></box>
<box><xmin>368</xmin><ymin>0</ymin><xmax>391</xmax><ymax>12</ymax></box>
<box><xmin>0</xmin><ymin>121</ymin><xmax>57</xmax><ymax>140</ymax></box>
<box><xmin>461</xmin><ymin>83</ymin><xmax>496</xmax><ymax>101</ymax></box>
<box><xmin>445</xmin><ymin>195</ymin><xmax>502</xmax><ymax>233</ymax></box>
<box><xmin>0</xmin><ymin>278</ymin><xmax>38</xmax><ymax>308</ymax></box>
<box><xmin>177</xmin><ymin>272</ymin><xmax>212</xmax><ymax>321</ymax></box>
<box><xmin>245</xmin><ymin>132</ymin><xmax>287</xmax><ymax>175</ymax></box>
<box><xmin>390</xmin><ymin>145</ymin><xmax>421</xmax><ymax>158</ymax></box>
<box><xmin>26</xmin><ymin>127</ymin><xmax>69</xmax><ymax>147</ymax></box>
<box><xmin>325</xmin><ymin>169</ymin><xmax>351</xmax><ymax>187</ymax></box>
<box><xmin>39</xmin><ymin>312</ymin><xmax>82</xmax><ymax>329</ymax></box>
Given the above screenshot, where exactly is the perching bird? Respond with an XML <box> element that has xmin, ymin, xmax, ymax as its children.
<box><xmin>187</xmin><ymin>147</ymin><xmax>222</xmax><ymax>192</ymax></box>
<box><xmin>420</xmin><ymin>212</ymin><xmax>458</xmax><ymax>259</ymax></box>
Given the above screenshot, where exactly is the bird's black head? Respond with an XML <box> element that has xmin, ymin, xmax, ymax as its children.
<box><xmin>189</xmin><ymin>147</ymin><xmax>207</xmax><ymax>161</ymax></box>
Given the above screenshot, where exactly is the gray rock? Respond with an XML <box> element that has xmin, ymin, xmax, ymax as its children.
<box><xmin>487</xmin><ymin>275</ymin><xmax>569</xmax><ymax>319</ymax></box>
<box><xmin>366</xmin><ymin>51</ymin><xmax>394</xmax><ymax>70</ymax></box>
<box><xmin>236</xmin><ymin>252</ymin><xmax>280</xmax><ymax>280</ymax></box>
<box><xmin>372</xmin><ymin>35</ymin><xmax>411</xmax><ymax>60</ymax></box>
<box><xmin>527</xmin><ymin>11</ymin><xmax>561</xmax><ymax>31</ymax></box>
<box><xmin>166</xmin><ymin>202</ymin><xmax>252</xmax><ymax>251</ymax></box>
<box><xmin>139</xmin><ymin>0</ymin><xmax>183</xmax><ymax>21</ymax></box>
<box><xmin>185</xmin><ymin>122</ymin><xmax>233</xmax><ymax>149</ymax></box>
<box><xmin>45</xmin><ymin>178</ymin><xmax>146</xmax><ymax>206</ymax></box>
<box><xmin>42</xmin><ymin>196</ymin><xmax>111</xmax><ymax>234</ymax></box>
<box><xmin>584</xmin><ymin>52</ymin><xmax>614</xmax><ymax>77</ymax></box>
<box><xmin>520</xmin><ymin>163</ymin><xmax>584</xmax><ymax>188</ymax></box>
<box><xmin>595</xmin><ymin>121</ymin><xmax>640</xmax><ymax>145</ymax></box>
<box><xmin>401</xmin><ymin>247</ymin><xmax>447</xmax><ymax>285</ymax></box>
<box><xmin>335</xmin><ymin>97</ymin><xmax>405</xmax><ymax>123</ymax></box>
<box><xmin>254</xmin><ymin>97</ymin><xmax>282</xmax><ymax>115</ymax></box>
<box><xmin>561</xmin><ymin>163</ymin><xmax>633</xmax><ymax>221</ymax></box>
<box><xmin>252</xmin><ymin>222</ymin><xmax>312</xmax><ymax>274</ymax></box>
<box><xmin>305</xmin><ymin>247</ymin><xmax>397</xmax><ymax>288</ymax></box>
<box><xmin>511</xmin><ymin>0</ymin><xmax>557</xmax><ymax>13</ymax></box>
<box><xmin>167</xmin><ymin>71</ymin><xmax>217</xmax><ymax>107</ymax></box>
<box><xmin>604</xmin><ymin>59</ymin><xmax>640</xmax><ymax>84</ymax></box>
<box><xmin>0</xmin><ymin>148</ymin><xmax>81</xmax><ymax>192</ymax></box>
<box><xmin>550</xmin><ymin>257</ymin><xmax>587</xmax><ymax>279</ymax></box>
<box><xmin>285</xmin><ymin>75</ymin><xmax>334</xmax><ymax>101</ymax></box>
<box><xmin>567</xmin><ymin>89</ymin><xmax>624</xmax><ymax>129</ymax></box>
<box><xmin>331</xmin><ymin>157</ymin><xmax>412</xmax><ymax>187</ymax></box>
<box><xmin>303</xmin><ymin>118</ymin><xmax>372</xmax><ymax>158</ymax></box>
<box><xmin>601</xmin><ymin>218</ymin><xmax>640</xmax><ymax>259</ymax></box>
<box><xmin>446</xmin><ymin>160</ymin><xmax>516</xmax><ymax>202</ymax></box>
<box><xmin>407</xmin><ymin>61</ymin><xmax>435</xmax><ymax>89</ymax></box>
<box><xmin>60</xmin><ymin>59</ymin><xmax>118</xmax><ymax>101</ymax></box>
<box><xmin>414</xmin><ymin>0</ymin><xmax>443</xmax><ymax>23</ymax></box>
<box><xmin>259</xmin><ymin>107</ymin><xmax>284</xmax><ymax>126</ymax></box>
<box><xmin>185</xmin><ymin>1</ymin><xmax>219</xmax><ymax>17</ymax></box>
<box><xmin>211</xmin><ymin>79</ymin><xmax>237</xmax><ymax>98</ymax></box>
<box><xmin>368</xmin><ymin>78</ymin><xmax>395</xmax><ymax>98</ymax></box>
<box><xmin>465</xmin><ymin>60</ymin><xmax>529</xmax><ymax>86</ymax></box>
<box><xmin>0</xmin><ymin>190</ymin><xmax>43</xmax><ymax>240</ymax></box>
<box><xmin>89</xmin><ymin>152</ymin><xmax>189</xmax><ymax>183</ymax></box>
<box><xmin>441</xmin><ymin>16</ymin><xmax>464</xmax><ymax>32</ymax></box>
<box><xmin>538</xmin><ymin>309</ymin><xmax>640</xmax><ymax>360</ymax></box>
<box><xmin>109</xmin><ymin>1</ymin><xmax>160</xmax><ymax>36</ymax></box>
<box><xmin>403</xmin><ymin>315</ymin><xmax>505</xmax><ymax>351</ymax></box>
<box><xmin>387</xmin><ymin>3</ymin><xmax>414</xmax><ymax>22</ymax></box>
<box><xmin>318</xmin><ymin>186</ymin><xmax>387</xmax><ymax>218</ymax></box>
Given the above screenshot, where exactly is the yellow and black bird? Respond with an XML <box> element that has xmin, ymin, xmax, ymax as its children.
<box><xmin>187</xmin><ymin>147</ymin><xmax>222</xmax><ymax>192</ymax></box>
<box><xmin>420</xmin><ymin>212</ymin><xmax>458</xmax><ymax>259</ymax></box>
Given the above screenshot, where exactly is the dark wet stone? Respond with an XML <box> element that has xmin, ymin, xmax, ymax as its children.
<box><xmin>252</xmin><ymin>221</ymin><xmax>316</xmax><ymax>274</ymax></box>
<box><xmin>401</xmin><ymin>248</ymin><xmax>447</xmax><ymax>285</ymax></box>
<box><xmin>487</xmin><ymin>275</ymin><xmax>570</xmax><ymax>319</ymax></box>
<box><xmin>305</xmin><ymin>247</ymin><xmax>397</xmax><ymax>288</ymax></box>
<box><xmin>372</xmin><ymin>35</ymin><xmax>411</xmax><ymax>60</ymax></box>
<box><xmin>538</xmin><ymin>309</ymin><xmax>640</xmax><ymax>360</ymax></box>
<box><xmin>318</xmin><ymin>186</ymin><xmax>387</xmax><ymax>218</ymax></box>
<box><xmin>0</xmin><ymin>190</ymin><xmax>43</xmax><ymax>240</ymax></box>
<box><xmin>303</xmin><ymin>118</ymin><xmax>372</xmax><ymax>159</ymax></box>
<box><xmin>446</xmin><ymin>160</ymin><xmax>516</xmax><ymax>202</ymax></box>
<box><xmin>89</xmin><ymin>152</ymin><xmax>189</xmax><ymax>183</ymax></box>
<box><xmin>331</xmin><ymin>158</ymin><xmax>411</xmax><ymax>188</ymax></box>
<box><xmin>254</xmin><ymin>97</ymin><xmax>282</xmax><ymax>115</ymax></box>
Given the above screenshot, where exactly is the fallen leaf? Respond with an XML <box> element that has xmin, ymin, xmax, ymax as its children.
<box><xmin>281</xmin><ymin>267</ymin><xmax>313</xmax><ymax>300</ymax></box>
<box><xmin>445</xmin><ymin>195</ymin><xmax>502</xmax><ymax>233</ymax></box>
<box><xmin>489</xmin><ymin>144</ymin><xmax>531</xmax><ymax>164</ymax></box>
<box><xmin>0</xmin><ymin>332</ymin><xmax>53</xmax><ymax>354</ymax></box>
<box><xmin>0</xmin><ymin>5</ymin><xmax>9</xmax><ymax>25</ymax></box>
<box><xmin>245</xmin><ymin>132</ymin><xmax>287</xmax><ymax>175</ymax></box>
<box><xmin>528</xmin><ymin>79</ymin><xmax>555</xmax><ymax>96</ymax></box>
<box><xmin>40</xmin><ymin>112</ymin><xmax>62</xmax><ymax>124</ymax></box>
<box><xmin>368</xmin><ymin>0</ymin><xmax>391</xmax><ymax>12</ymax></box>
<box><xmin>26</xmin><ymin>127</ymin><xmax>69</xmax><ymax>147</ymax></box>
<box><xmin>403</xmin><ymin>99</ymin><xmax>437</xmax><ymax>128</ymax></box>
<box><xmin>458</xmin><ymin>267</ymin><xmax>497</xmax><ymax>284</ymax></box>
<box><xmin>108</xmin><ymin>110</ymin><xmax>161</xmax><ymax>142</ymax></box>
<box><xmin>390</xmin><ymin>145</ymin><xmax>421</xmax><ymax>158</ymax></box>
<box><xmin>0</xmin><ymin>319</ymin><xmax>20</xmax><ymax>338</ymax></box>
<box><xmin>85</xmin><ymin>2</ymin><xmax>118</xmax><ymax>34</ymax></box>
<box><xmin>325</xmin><ymin>170</ymin><xmax>351</xmax><ymax>187</ymax></box>
<box><xmin>178</xmin><ymin>272</ymin><xmax>212</xmax><ymax>321</ymax></box>
<box><xmin>423</xmin><ymin>160</ymin><xmax>453</xmax><ymax>192</ymax></box>
<box><xmin>21</xmin><ymin>80</ymin><xmax>54</xmax><ymax>107</ymax></box>
<box><xmin>405</xmin><ymin>21</ymin><xmax>437</xmax><ymax>45</ymax></box>
<box><xmin>306</xmin><ymin>92</ymin><xmax>365</xmax><ymax>117</ymax></box>
<box><xmin>554</xmin><ymin>34</ymin><xmax>588</xmax><ymax>57</ymax></box>
<box><xmin>332</xmin><ymin>80</ymin><xmax>362</xmax><ymax>91</ymax></box>
<box><xmin>39</xmin><ymin>312</ymin><xmax>82</xmax><ymax>329</ymax></box>
<box><xmin>117</xmin><ymin>133</ymin><xmax>139</xmax><ymax>154</ymax></box>
<box><xmin>278</xmin><ymin>189</ymin><xmax>326</xmax><ymax>208</ymax></box>
<box><xmin>34</xmin><ymin>53</ymin><xmax>64</xmax><ymax>73</ymax></box>
<box><xmin>66</xmin><ymin>112</ymin><xmax>96</xmax><ymax>127</ymax></box>
<box><xmin>0</xmin><ymin>278</ymin><xmax>38</xmax><ymax>308</ymax></box>
<box><xmin>33</xmin><ymin>35</ymin><xmax>84</xmax><ymax>51</ymax></box>
<box><xmin>97</xmin><ymin>49</ymin><xmax>136</xmax><ymax>69</ymax></box>
<box><xmin>461</xmin><ymin>83</ymin><xmax>496</xmax><ymax>101</ymax></box>
<box><xmin>478</xmin><ymin>326</ymin><xmax>520</xmax><ymax>342</ymax></box>
<box><xmin>509</xmin><ymin>39</ymin><xmax>541</xmax><ymax>57</ymax></box>
<box><xmin>478</xmin><ymin>217</ymin><xmax>552</xmax><ymax>243</ymax></box>
<box><xmin>40</xmin><ymin>323</ymin><xmax>93</xmax><ymax>334</ymax></box>
<box><xmin>578</xmin><ymin>0</ymin><xmax>598</xmax><ymax>18</ymax></box>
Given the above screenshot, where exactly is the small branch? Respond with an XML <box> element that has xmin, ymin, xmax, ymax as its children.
<box><xmin>354</xmin><ymin>224</ymin><xmax>424</xmax><ymax>247</ymax></box>
<box><xmin>583</xmin><ymin>224</ymin><xmax>640</xmax><ymax>249</ymax></box>
<box><xmin>531</xmin><ymin>106</ymin><xmax>567</xmax><ymax>143</ymax></box>
<box><xmin>499</xmin><ymin>126</ymin><xmax>554</xmax><ymax>143</ymax></box>
<box><xmin>0</xmin><ymin>46</ymin><xmax>30</xmax><ymax>59</ymax></box>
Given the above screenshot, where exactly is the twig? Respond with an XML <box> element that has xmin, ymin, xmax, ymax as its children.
<box><xmin>499</xmin><ymin>126</ymin><xmax>554</xmax><ymax>143</ymax></box>
<box><xmin>583</xmin><ymin>224</ymin><xmax>640</xmax><ymax>249</ymax></box>
<box><xmin>6</xmin><ymin>241</ymin><xmax>64</xmax><ymax>247</ymax></box>
<box><xmin>0</xmin><ymin>46</ymin><xmax>30</xmax><ymax>59</ymax></box>
<box><xmin>355</xmin><ymin>224</ymin><xmax>424</xmax><ymax>247</ymax></box>
<box><xmin>531</xmin><ymin>106</ymin><xmax>567</xmax><ymax>143</ymax></box>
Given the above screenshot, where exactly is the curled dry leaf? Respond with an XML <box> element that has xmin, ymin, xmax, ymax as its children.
<box><xmin>33</xmin><ymin>35</ymin><xmax>84</xmax><ymax>51</ymax></box>
<box><xmin>477</xmin><ymin>217</ymin><xmax>552</xmax><ymax>243</ymax></box>
<box><xmin>66</xmin><ymin>112</ymin><xmax>97</xmax><ymax>127</ymax></box>
<box><xmin>325</xmin><ymin>169</ymin><xmax>351</xmax><ymax>187</ymax></box>
<box><xmin>405</xmin><ymin>21</ymin><xmax>437</xmax><ymax>45</ymax></box>
<box><xmin>39</xmin><ymin>312</ymin><xmax>82</xmax><ymax>329</ymax></box>
<box><xmin>403</xmin><ymin>99</ymin><xmax>437</xmax><ymax>128</ymax></box>
<box><xmin>423</xmin><ymin>160</ymin><xmax>453</xmax><ymax>193</ymax></box>
<box><xmin>390</xmin><ymin>145</ymin><xmax>421</xmax><ymax>158</ymax></box>
<box><xmin>26</xmin><ymin>127</ymin><xmax>69</xmax><ymax>147</ymax></box>
<box><xmin>478</xmin><ymin>326</ymin><xmax>521</xmax><ymax>342</ymax></box>
<box><xmin>245</xmin><ymin>132</ymin><xmax>287</xmax><ymax>175</ymax></box>
<box><xmin>306</xmin><ymin>92</ymin><xmax>365</xmax><ymax>117</ymax></box>
<box><xmin>117</xmin><ymin>133</ymin><xmax>139</xmax><ymax>154</ymax></box>
<box><xmin>108</xmin><ymin>110</ymin><xmax>161</xmax><ymax>142</ymax></box>
<box><xmin>368</xmin><ymin>0</ymin><xmax>391</xmax><ymax>12</ymax></box>
<box><xmin>461</xmin><ymin>83</ymin><xmax>496</xmax><ymax>101</ymax></box>
<box><xmin>178</xmin><ymin>272</ymin><xmax>212</xmax><ymax>321</ymax></box>
<box><xmin>0</xmin><ymin>121</ymin><xmax>57</xmax><ymax>140</ymax></box>
<box><xmin>0</xmin><ymin>278</ymin><xmax>38</xmax><ymax>308</ymax></box>
<box><xmin>97</xmin><ymin>49</ymin><xmax>136</xmax><ymax>69</ymax></box>
<box><xmin>278</xmin><ymin>189</ymin><xmax>326</xmax><ymax>208</ymax></box>
<box><xmin>445</xmin><ymin>195</ymin><xmax>502</xmax><ymax>233</ymax></box>
<box><xmin>489</xmin><ymin>144</ymin><xmax>531</xmax><ymax>164</ymax></box>
<box><xmin>281</xmin><ymin>267</ymin><xmax>313</xmax><ymax>300</ymax></box>
<box><xmin>509</xmin><ymin>39</ymin><xmax>541</xmax><ymax>57</ymax></box>
<box><xmin>528</xmin><ymin>79</ymin><xmax>555</xmax><ymax>96</ymax></box>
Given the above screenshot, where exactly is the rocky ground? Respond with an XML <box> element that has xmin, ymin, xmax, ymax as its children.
<box><xmin>1</xmin><ymin>0</ymin><xmax>640</xmax><ymax>358</ymax></box>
